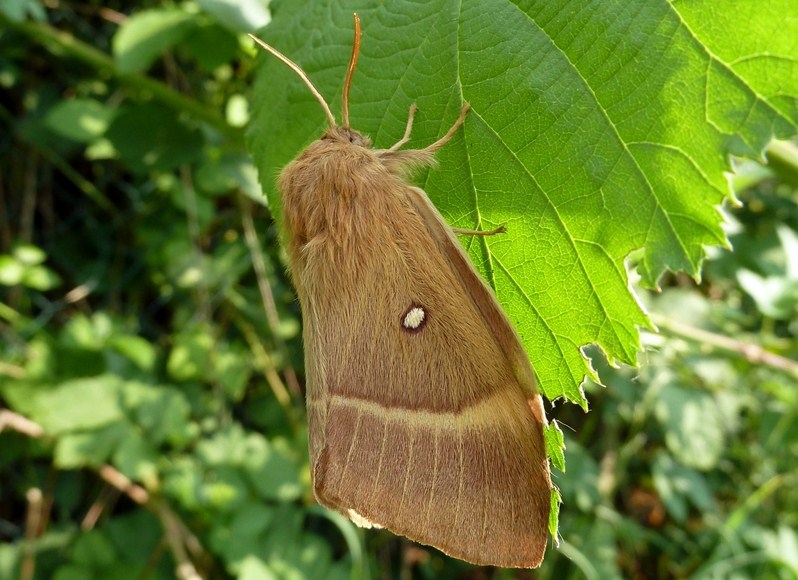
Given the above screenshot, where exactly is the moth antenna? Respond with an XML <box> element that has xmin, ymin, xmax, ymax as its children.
<box><xmin>341</xmin><ymin>13</ymin><xmax>361</xmax><ymax>129</ymax></box>
<box><xmin>248</xmin><ymin>33</ymin><xmax>337</xmax><ymax>127</ymax></box>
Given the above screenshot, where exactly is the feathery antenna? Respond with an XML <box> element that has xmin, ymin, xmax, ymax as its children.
<box><xmin>341</xmin><ymin>13</ymin><xmax>361</xmax><ymax>129</ymax></box>
<box><xmin>248</xmin><ymin>33</ymin><xmax>337</xmax><ymax>127</ymax></box>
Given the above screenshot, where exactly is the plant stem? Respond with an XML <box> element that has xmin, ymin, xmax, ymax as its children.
<box><xmin>648</xmin><ymin>313</ymin><xmax>798</xmax><ymax>379</ymax></box>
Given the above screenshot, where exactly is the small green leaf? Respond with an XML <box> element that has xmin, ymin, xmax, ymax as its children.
<box><xmin>0</xmin><ymin>255</ymin><xmax>24</xmax><ymax>285</ymax></box>
<box><xmin>60</xmin><ymin>313</ymin><xmax>110</xmax><ymax>351</ymax></box>
<box><xmin>226</xmin><ymin>94</ymin><xmax>250</xmax><ymax>128</ymax></box>
<box><xmin>44</xmin><ymin>99</ymin><xmax>115</xmax><ymax>143</ymax></box>
<box><xmin>13</xmin><ymin>244</ymin><xmax>46</xmax><ymax>265</ymax></box>
<box><xmin>167</xmin><ymin>327</ymin><xmax>214</xmax><ymax>381</ymax></box>
<box><xmin>545</xmin><ymin>421</ymin><xmax>565</xmax><ymax>472</ymax></box>
<box><xmin>549</xmin><ymin>487</ymin><xmax>561</xmax><ymax>539</ymax></box>
<box><xmin>108</xmin><ymin>335</ymin><xmax>157</xmax><ymax>373</ymax></box>
<box><xmin>21</xmin><ymin>264</ymin><xmax>62</xmax><ymax>291</ymax></box>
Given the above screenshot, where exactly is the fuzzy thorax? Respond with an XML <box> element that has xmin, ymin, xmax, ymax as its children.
<box><xmin>279</xmin><ymin>126</ymin><xmax>436</xmax><ymax>257</ymax></box>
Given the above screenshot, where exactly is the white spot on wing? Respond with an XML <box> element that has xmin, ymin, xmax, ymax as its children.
<box><xmin>347</xmin><ymin>508</ymin><xmax>382</xmax><ymax>529</ymax></box>
<box><xmin>402</xmin><ymin>307</ymin><xmax>426</xmax><ymax>329</ymax></box>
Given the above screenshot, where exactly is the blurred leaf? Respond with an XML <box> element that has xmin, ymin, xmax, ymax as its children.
<box><xmin>108</xmin><ymin>335</ymin><xmax>157</xmax><ymax>373</ymax></box>
<box><xmin>124</xmin><ymin>383</ymin><xmax>193</xmax><ymax>447</ymax></box>
<box><xmin>113</xmin><ymin>430</ymin><xmax>159</xmax><ymax>481</ymax></box>
<box><xmin>556</xmin><ymin>438</ymin><xmax>601</xmax><ymax>512</ymax></box>
<box><xmin>0</xmin><ymin>245</ymin><xmax>58</xmax><ymax>290</ymax></box>
<box><xmin>762</xmin><ymin>526</ymin><xmax>798</xmax><ymax>574</ymax></box>
<box><xmin>105</xmin><ymin>104</ymin><xmax>204</xmax><ymax>174</ymax></box>
<box><xmin>182</xmin><ymin>21</ymin><xmax>240</xmax><ymax>71</ymax></box>
<box><xmin>52</xmin><ymin>565</ymin><xmax>93</xmax><ymax>580</ymax></box>
<box><xmin>209</xmin><ymin>502</ymin><xmax>275</xmax><ymax>568</ymax></box>
<box><xmin>62</xmin><ymin>313</ymin><xmax>117</xmax><ymax>351</ymax></box>
<box><xmin>13</xmin><ymin>244</ymin><xmax>46</xmax><ymax>266</ymax></box>
<box><xmin>655</xmin><ymin>384</ymin><xmax>725</xmax><ymax>470</ymax></box>
<box><xmin>216</xmin><ymin>347</ymin><xmax>252</xmax><ymax>399</ymax></box>
<box><xmin>0</xmin><ymin>0</ymin><xmax>44</xmax><ymax>22</ymax></box>
<box><xmin>106</xmin><ymin>511</ymin><xmax>164</xmax><ymax>567</ymax></box>
<box><xmin>8</xmin><ymin>375</ymin><xmax>125</xmax><ymax>435</ymax></box>
<box><xmin>307</xmin><ymin>505</ymin><xmax>366</xmax><ymax>579</ymax></box>
<box><xmin>22</xmin><ymin>264</ymin><xmax>61</xmax><ymax>290</ymax></box>
<box><xmin>779</xmin><ymin>226</ymin><xmax>798</xmax><ymax>279</ymax></box>
<box><xmin>0</xmin><ymin>254</ymin><xmax>24</xmax><ymax>285</ymax></box>
<box><xmin>44</xmin><ymin>99</ymin><xmax>115</xmax><ymax>143</ymax></box>
<box><xmin>163</xmin><ymin>456</ymin><xmax>204</xmax><ymax>510</ymax></box>
<box><xmin>238</xmin><ymin>556</ymin><xmax>277</xmax><ymax>580</ymax></box>
<box><xmin>201</xmin><ymin>465</ymin><xmax>249</xmax><ymax>510</ymax></box>
<box><xmin>71</xmin><ymin>529</ymin><xmax>116</xmax><ymax>568</ymax></box>
<box><xmin>737</xmin><ymin>226</ymin><xmax>798</xmax><ymax>319</ymax></box>
<box><xmin>0</xmin><ymin>543</ymin><xmax>18</xmax><ymax>580</ymax></box>
<box><xmin>245</xmin><ymin>437</ymin><xmax>302</xmax><ymax>501</ymax></box>
<box><xmin>167</xmin><ymin>326</ymin><xmax>214</xmax><ymax>381</ymax></box>
<box><xmin>54</xmin><ymin>423</ymin><xmax>130</xmax><ymax>468</ymax></box>
<box><xmin>226</xmin><ymin>94</ymin><xmax>250</xmax><ymax>128</ymax></box>
<box><xmin>560</xmin><ymin>518</ymin><xmax>623</xmax><ymax>580</ymax></box>
<box><xmin>112</xmin><ymin>7</ymin><xmax>196</xmax><ymax>73</ymax></box>
<box><xmin>195</xmin><ymin>153</ymin><xmax>262</xmax><ymax>202</ymax></box>
<box><xmin>652</xmin><ymin>451</ymin><xmax>715</xmax><ymax>523</ymax></box>
<box><xmin>737</xmin><ymin>268</ymin><xmax>795</xmax><ymax>318</ymax></box>
<box><xmin>197</xmin><ymin>0</ymin><xmax>271</xmax><ymax>33</ymax></box>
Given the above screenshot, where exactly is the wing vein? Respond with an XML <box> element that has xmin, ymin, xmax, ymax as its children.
<box><xmin>339</xmin><ymin>409</ymin><xmax>363</xmax><ymax>496</ymax></box>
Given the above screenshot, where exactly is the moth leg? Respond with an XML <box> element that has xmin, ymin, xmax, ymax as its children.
<box><xmin>388</xmin><ymin>103</ymin><xmax>417</xmax><ymax>151</ymax></box>
<box><xmin>453</xmin><ymin>224</ymin><xmax>506</xmax><ymax>236</ymax></box>
<box><xmin>419</xmin><ymin>103</ymin><xmax>471</xmax><ymax>154</ymax></box>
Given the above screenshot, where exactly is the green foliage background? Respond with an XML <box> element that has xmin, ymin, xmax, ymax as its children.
<box><xmin>1</xmin><ymin>0</ymin><xmax>797</xmax><ymax>578</ymax></box>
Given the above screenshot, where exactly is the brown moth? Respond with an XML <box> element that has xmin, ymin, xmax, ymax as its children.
<box><xmin>250</xmin><ymin>13</ymin><xmax>552</xmax><ymax>568</ymax></box>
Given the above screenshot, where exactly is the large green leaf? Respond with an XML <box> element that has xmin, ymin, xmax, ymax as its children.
<box><xmin>248</xmin><ymin>0</ymin><xmax>798</xmax><ymax>406</ymax></box>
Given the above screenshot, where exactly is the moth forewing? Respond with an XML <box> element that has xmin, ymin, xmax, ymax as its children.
<box><xmin>251</xmin><ymin>13</ymin><xmax>552</xmax><ymax>569</ymax></box>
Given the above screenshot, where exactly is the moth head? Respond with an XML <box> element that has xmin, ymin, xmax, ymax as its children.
<box><xmin>249</xmin><ymin>13</ymin><xmax>363</xmax><ymax>132</ymax></box>
<box><xmin>322</xmin><ymin>126</ymin><xmax>372</xmax><ymax>148</ymax></box>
